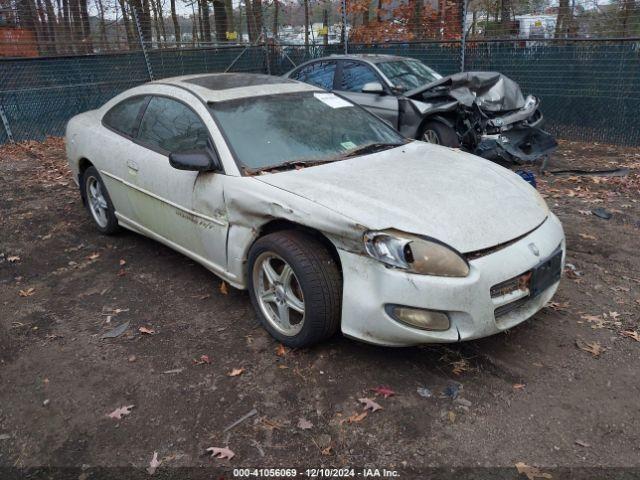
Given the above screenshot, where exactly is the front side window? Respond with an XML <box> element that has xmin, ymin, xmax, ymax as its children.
<box><xmin>137</xmin><ymin>96</ymin><xmax>208</xmax><ymax>153</ymax></box>
<box><xmin>376</xmin><ymin>60</ymin><xmax>442</xmax><ymax>91</ymax></box>
<box><xmin>210</xmin><ymin>92</ymin><xmax>405</xmax><ymax>172</ymax></box>
<box><xmin>103</xmin><ymin>96</ymin><xmax>148</xmax><ymax>137</ymax></box>
<box><xmin>338</xmin><ymin>62</ymin><xmax>379</xmax><ymax>92</ymax></box>
<box><xmin>291</xmin><ymin>61</ymin><xmax>336</xmax><ymax>90</ymax></box>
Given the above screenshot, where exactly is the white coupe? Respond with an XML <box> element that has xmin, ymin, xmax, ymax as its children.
<box><xmin>66</xmin><ymin>73</ymin><xmax>565</xmax><ymax>347</ymax></box>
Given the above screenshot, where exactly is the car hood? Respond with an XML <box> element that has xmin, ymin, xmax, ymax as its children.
<box><xmin>254</xmin><ymin>142</ymin><xmax>548</xmax><ymax>253</ymax></box>
<box><xmin>405</xmin><ymin>71</ymin><xmax>526</xmax><ymax>112</ymax></box>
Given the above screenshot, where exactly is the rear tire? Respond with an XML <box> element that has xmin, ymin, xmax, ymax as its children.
<box><xmin>248</xmin><ymin>230</ymin><xmax>342</xmax><ymax>348</ymax></box>
<box><xmin>81</xmin><ymin>166</ymin><xmax>120</xmax><ymax>235</ymax></box>
<box><xmin>419</xmin><ymin>121</ymin><xmax>460</xmax><ymax>148</ymax></box>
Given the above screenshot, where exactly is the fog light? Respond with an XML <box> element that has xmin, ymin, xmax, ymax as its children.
<box><xmin>385</xmin><ymin>304</ymin><xmax>450</xmax><ymax>331</ymax></box>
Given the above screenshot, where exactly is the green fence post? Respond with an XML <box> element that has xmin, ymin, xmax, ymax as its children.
<box><xmin>0</xmin><ymin>104</ymin><xmax>14</xmax><ymax>143</ymax></box>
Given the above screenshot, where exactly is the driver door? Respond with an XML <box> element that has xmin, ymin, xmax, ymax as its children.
<box><xmin>335</xmin><ymin>60</ymin><xmax>399</xmax><ymax>129</ymax></box>
<box><xmin>125</xmin><ymin>94</ymin><xmax>227</xmax><ymax>271</ymax></box>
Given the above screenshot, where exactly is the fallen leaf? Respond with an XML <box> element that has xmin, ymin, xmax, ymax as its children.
<box><xmin>344</xmin><ymin>411</ymin><xmax>368</xmax><ymax>424</ymax></box>
<box><xmin>228</xmin><ymin>367</ymin><xmax>245</xmax><ymax>377</ymax></box>
<box><xmin>515</xmin><ymin>462</ymin><xmax>552</xmax><ymax>479</ymax></box>
<box><xmin>87</xmin><ymin>252</ymin><xmax>100</xmax><ymax>260</ymax></box>
<box><xmin>370</xmin><ymin>386</ymin><xmax>395</xmax><ymax>398</ymax></box>
<box><xmin>139</xmin><ymin>326</ymin><xmax>155</xmax><ymax>335</ymax></box>
<box><xmin>608</xmin><ymin>311</ymin><xmax>621</xmax><ymax>320</ymax></box>
<box><xmin>513</xmin><ymin>383</ymin><xmax>526</xmax><ymax>390</ymax></box>
<box><xmin>576</xmin><ymin>339</ymin><xmax>605</xmax><ymax>357</ymax></box>
<box><xmin>451</xmin><ymin>359</ymin><xmax>470</xmax><ymax>376</ymax></box>
<box><xmin>18</xmin><ymin>287</ymin><xmax>35</xmax><ymax>297</ymax></box>
<box><xmin>147</xmin><ymin>451</ymin><xmax>161</xmax><ymax>475</ymax></box>
<box><xmin>206</xmin><ymin>446</ymin><xmax>235</xmax><ymax>460</ymax></box>
<box><xmin>621</xmin><ymin>330</ymin><xmax>640</xmax><ymax>342</ymax></box>
<box><xmin>119</xmin><ymin>259</ymin><xmax>126</xmax><ymax>267</ymax></box>
<box><xmin>7</xmin><ymin>255</ymin><xmax>21</xmax><ymax>263</ymax></box>
<box><xmin>297</xmin><ymin>418</ymin><xmax>313</xmax><ymax>430</ymax></box>
<box><xmin>578</xmin><ymin>233</ymin><xmax>597</xmax><ymax>241</ymax></box>
<box><xmin>321</xmin><ymin>446</ymin><xmax>332</xmax><ymax>455</ymax></box>
<box><xmin>359</xmin><ymin>397</ymin><xmax>382</xmax><ymax>412</ymax></box>
<box><xmin>275</xmin><ymin>344</ymin><xmax>287</xmax><ymax>357</ymax></box>
<box><xmin>575</xmin><ymin>439</ymin><xmax>591</xmax><ymax>448</ymax></box>
<box><xmin>192</xmin><ymin>354</ymin><xmax>211</xmax><ymax>365</ymax></box>
<box><xmin>577</xmin><ymin>210</ymin><xmax>591</xmax><ymax>215</ymax></box>
<box><xmin>219</xmin><ymin>282</ymin><xmax>228</xmax><ymax>295</ymax></box>
<box><xmin>448</xmin><ymin>410</ymin><xmax>456</xmax><ymax>423</ymax></box>
<box><xmin>107</xmin><ymin>405</ymin><xmax>134</xmax><ymax>419</ymax></box>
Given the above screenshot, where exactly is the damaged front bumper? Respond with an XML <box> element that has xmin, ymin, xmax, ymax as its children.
<box><xmin>337</xmin><ymin>214</ymin><xmax>565</xmax><ymax>347</ymax></box>
<box><xmin>474</xmin><ymin>126</ymin><xmax>558</xmax><ymax>165</ymax></box>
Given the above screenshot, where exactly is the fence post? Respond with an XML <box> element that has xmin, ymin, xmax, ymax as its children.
<box><xmin>460</xmin><ymin>0</ymin><xmax>468</xmax><ymax>72</ymax></box>
<box><xmin>0</xmin><ymin>104</ymin><xmax>14</xmax><ymax>143</ymax></box>
<box><xmin>132</xmin><ymin>6</ymin><xmax>154</xmax><ymax>81</ymax></box>
<box><xmin>342</xmin><ymin>0</ymin><xmax>348</xmax><ymax>54</ymax></box>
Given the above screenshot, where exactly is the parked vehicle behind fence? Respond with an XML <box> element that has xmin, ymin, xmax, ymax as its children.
<box><xmin>66</xmin><ymin>73</ymin><xmax>565</xmax><ymax>348</ymax></box>
<box><xmin>285</xmin><ymin>54</ymin><xmax>558</xmax><ymax>168</ymax></box>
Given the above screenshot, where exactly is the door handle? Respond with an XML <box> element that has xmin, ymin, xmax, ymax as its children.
<box><xmin>127</xmin><ymin>159</ymin><xmax>139</xmax><ymax>172</ymax></box>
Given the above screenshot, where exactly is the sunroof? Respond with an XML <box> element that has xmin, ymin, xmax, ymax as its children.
<box><xmin>184</xmin><ymin>74</ymin><xmax>296</xmax><ymax>90</ymax></box>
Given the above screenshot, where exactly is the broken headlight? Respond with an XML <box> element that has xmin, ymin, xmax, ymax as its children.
<box><xmin>363</xmin><ymin>230</ymin><xmax>469</xmax><ymax>277</ymax></box>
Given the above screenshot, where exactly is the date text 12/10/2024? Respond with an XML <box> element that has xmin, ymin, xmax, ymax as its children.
<box><xmin>232</xmin><ymin>468</ymin><xmax>401</xmax><ymax>478</ymax></box>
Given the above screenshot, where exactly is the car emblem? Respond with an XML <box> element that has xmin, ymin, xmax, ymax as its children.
<box><xmin>528</xmin><ymin>243</ymin><xmax>540</xmax><ymax>257</ymax></box>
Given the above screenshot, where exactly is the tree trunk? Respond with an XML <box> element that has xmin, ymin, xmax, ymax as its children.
<box><xmin>323</xmin><ymin>8</ymin><xmax>328</xmax><ymax>46</ymax></box>
<box><xmin>304</xmin><ymin>0</ymin><xmax>309</xmax><ymax>49</ymax></box>
<box><xmin>78</xmin><ymin>0</ymin><xmax>92</xmax><ymax>53</ymax></box>
<box><xmin>244</xmin><ymin>0</ymin><xmax>255</xmax><ymax>41</ymax></box>
<box><xmin>200</xmin><ymin>0</ymin><xmax>212</xmax><ymax>41</ymax></box>
<box><xmin>500</xmin><ymin>0</ymin><xmax>511</xmax><ymax>36</ymax></box>
<box><xmin>554</xmin><ymin>0</ymin><xmax>571</xmax><ymax>38</ymax></box>
<box><xmin>412</xmin><ymin>0</ymin><xmax>422</xmax><ymax>39</ymax></box>
<box><xmin>149</xmin><ymin>0</ymin><xmax>162</xmax><ymax>46</ymax></box>
<box><xmin>272</xmin><ymin>0</ymin><xmax>278</xmax><ymax>38</ymax></box>
<box><xmin>212</xmin><ymin>0</ymin><xmax>228</xmax><ymax>41</ymax></box>
<box><xmin>96</xmin><ymin>0</ymin><xmax>107</xmax><ymax>49</ymax></box>
<box><xmin>252</xmin><ymin>0</ymin><xmax>263</xmax><ymax>39</ymax></box>
<box><xmin>156</xmin><ymin>0</ymin><xmax>167</xmax><ymax>45</ymax></box>
<box><xmin>170</xmin><ymin>0</ymin><xmax>181</xmax><ymax>45</ymax></box>
<box><xmin>117</xmin><ymin>0</ymin><xmax>136</xmax><ymax>50</ymax></box>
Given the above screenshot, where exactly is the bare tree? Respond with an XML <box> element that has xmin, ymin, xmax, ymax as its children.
<box><xmin>212</xmin><ymin>0</ymin><xmax>228</xmax><ymax>41</ymax></box>
<box><xmin>170</xmin><ymin>0</ymin><xmax>180</xmax><ymax>44</ymax></box>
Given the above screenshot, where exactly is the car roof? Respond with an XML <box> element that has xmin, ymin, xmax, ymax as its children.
<box><xmin>327</xmin><ymin>53</ymin><xmax>414</xmax><ymax>64</ymax></box>
<box><xmin>153</xmin><ymin>73</ymin><xmax>321</xmax><ymax>102</ymax></box>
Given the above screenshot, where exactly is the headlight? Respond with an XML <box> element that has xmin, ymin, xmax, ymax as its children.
<box><xmin>363</xmin><ymin>230</ymin><xmax>469</xmax><ymax>277</ymax></box>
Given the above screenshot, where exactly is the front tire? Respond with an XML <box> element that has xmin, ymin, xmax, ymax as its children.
<box><xmin>419</xmin><ymin>120</ymin><xmax>460</xmax><ymax>148</ymax></box>
<box><xmin>248</xmin><ymin>231</ymin><xmax>342</xmax><ymax>348</ymax></box>
<box><xmin>82</xmin><ymin>166</ymin><xmax>120</xmax><ymax>235</ymax></box>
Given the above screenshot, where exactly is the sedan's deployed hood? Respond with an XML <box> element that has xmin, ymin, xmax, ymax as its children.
<box><xmin>255</xmin><ymin>142</ymin><xmax>548</xmax><ymax>254</ymax></box>
<box><xmin>405</xmin><ymin>71</ymin><xmax>526</xmax><ymax>112</ymax></box>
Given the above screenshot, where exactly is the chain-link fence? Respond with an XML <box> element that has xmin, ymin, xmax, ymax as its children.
<box><xmin>1</xmin><ymin>0</ymin><xmax>639</xmax><ymax>145</ymax></box>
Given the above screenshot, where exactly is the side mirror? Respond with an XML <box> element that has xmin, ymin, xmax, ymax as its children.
<box><xmin>362</xmin><ymin>81</ymin><xmax>385</xmax><ymax>94</ymax></box>
<box><xmin>169</xmin><ymin>149</ymin><xmax>221</xmax><ymax>172</ymax></box>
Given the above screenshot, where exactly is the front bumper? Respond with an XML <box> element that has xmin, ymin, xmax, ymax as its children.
<box><xmin>475</xmin><ymin>126</ymin><xmax>558</xmax><ymax>165</ymax></box>
<box><xmin>338</xmin><ymin>213</ymin><xmax>565</xmax><ymax>346</ymax></box>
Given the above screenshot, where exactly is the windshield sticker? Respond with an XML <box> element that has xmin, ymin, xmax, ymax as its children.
<box><xmin>340</xmin><ymin>141</ymin><xmax>357</xmax><ymax>150</ymax></box>
<box><xmin>314</xmin><ymin>93</ymin><xmax>353</xmax><ymax>109</ymax></box>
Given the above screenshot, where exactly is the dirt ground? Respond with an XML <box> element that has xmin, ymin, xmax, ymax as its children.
<box><xmin>1</xmin><ymin>138</ymin><xmax>639</xmax><ymax>480</ymax></box>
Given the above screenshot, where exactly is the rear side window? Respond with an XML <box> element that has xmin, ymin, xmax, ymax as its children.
<box><xmin>103</xmin><ymin>96</ymin><xmax>148</xmax><ymax>137</ymax></box>
<box><xmin>338</xmin><ymin>61</ymin><xmax>379</xmax><ymax>92</ymax></box>
<box><xmin>291</xmin><ymin>61</ymin><xmax>336</xmax><ymax>90</ymax></box>
<box><xmin>137</xmin><ymin>96</ymin><xmax>209</xmax><ymax>154</ymax></box>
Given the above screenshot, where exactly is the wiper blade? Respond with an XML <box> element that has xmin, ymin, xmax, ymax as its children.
<box><xmin>342</xmin><ymin>142</ymin><xmax>405</xmax><ymax>158</ymax></box>
<box><xmin>245</xmin><ymin>158</ymin><xmax>337</xmax><ymax>175</ymax></box>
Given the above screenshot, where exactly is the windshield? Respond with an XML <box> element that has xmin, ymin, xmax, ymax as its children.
<box><xmin>377</xmin><ymin>60</ymin><xmax>442</xmax><ymax>91</ymax></box>
<box><xmin>210</xmin><ymin>92</ymin><xmax>405</xmax><ymax>172</ymax></box>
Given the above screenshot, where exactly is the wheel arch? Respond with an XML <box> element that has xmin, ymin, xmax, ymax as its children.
<box><xmin>249</xmin><ymin>219</ymin><xmax>343</xmax><ymax>276</ymax></box>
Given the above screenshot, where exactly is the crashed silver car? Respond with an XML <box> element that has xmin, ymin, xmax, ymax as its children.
<box><xmin>66</xmin><ymin>73</ymin><xmax>565</xmax><ymax>348</ymax></box>
<box><xmin>285</xmin><ymin>54</ymin><xmax>557</xmax><ymax>167</ymax></box>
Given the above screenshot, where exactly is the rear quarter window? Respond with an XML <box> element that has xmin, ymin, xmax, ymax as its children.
<box><xmin>103</xmin><ymin>96</ymin><xmax>148</xmax><ymax>137</ymax></box>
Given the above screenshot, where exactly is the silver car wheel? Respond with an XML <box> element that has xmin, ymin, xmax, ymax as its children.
<box><xmin>423</xmin><ymin>129</ymin><xmax>440</xmax><ymax>144</ymax></box>
<box><xmin>86</xmin><ymin>176</ymin><xmax>109</xmax><ymax>228</ymax></box>
<box><xmin>253</xmin><ymin>252</ymin><xmax>305</xmax><ymax>337</ymax></box>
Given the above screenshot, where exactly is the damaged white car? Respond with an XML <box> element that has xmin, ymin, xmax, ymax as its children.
<box><xmin>66</xmin><ymin>73</ymin><xmax>565</xmax><ymax>347</ymax></box>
